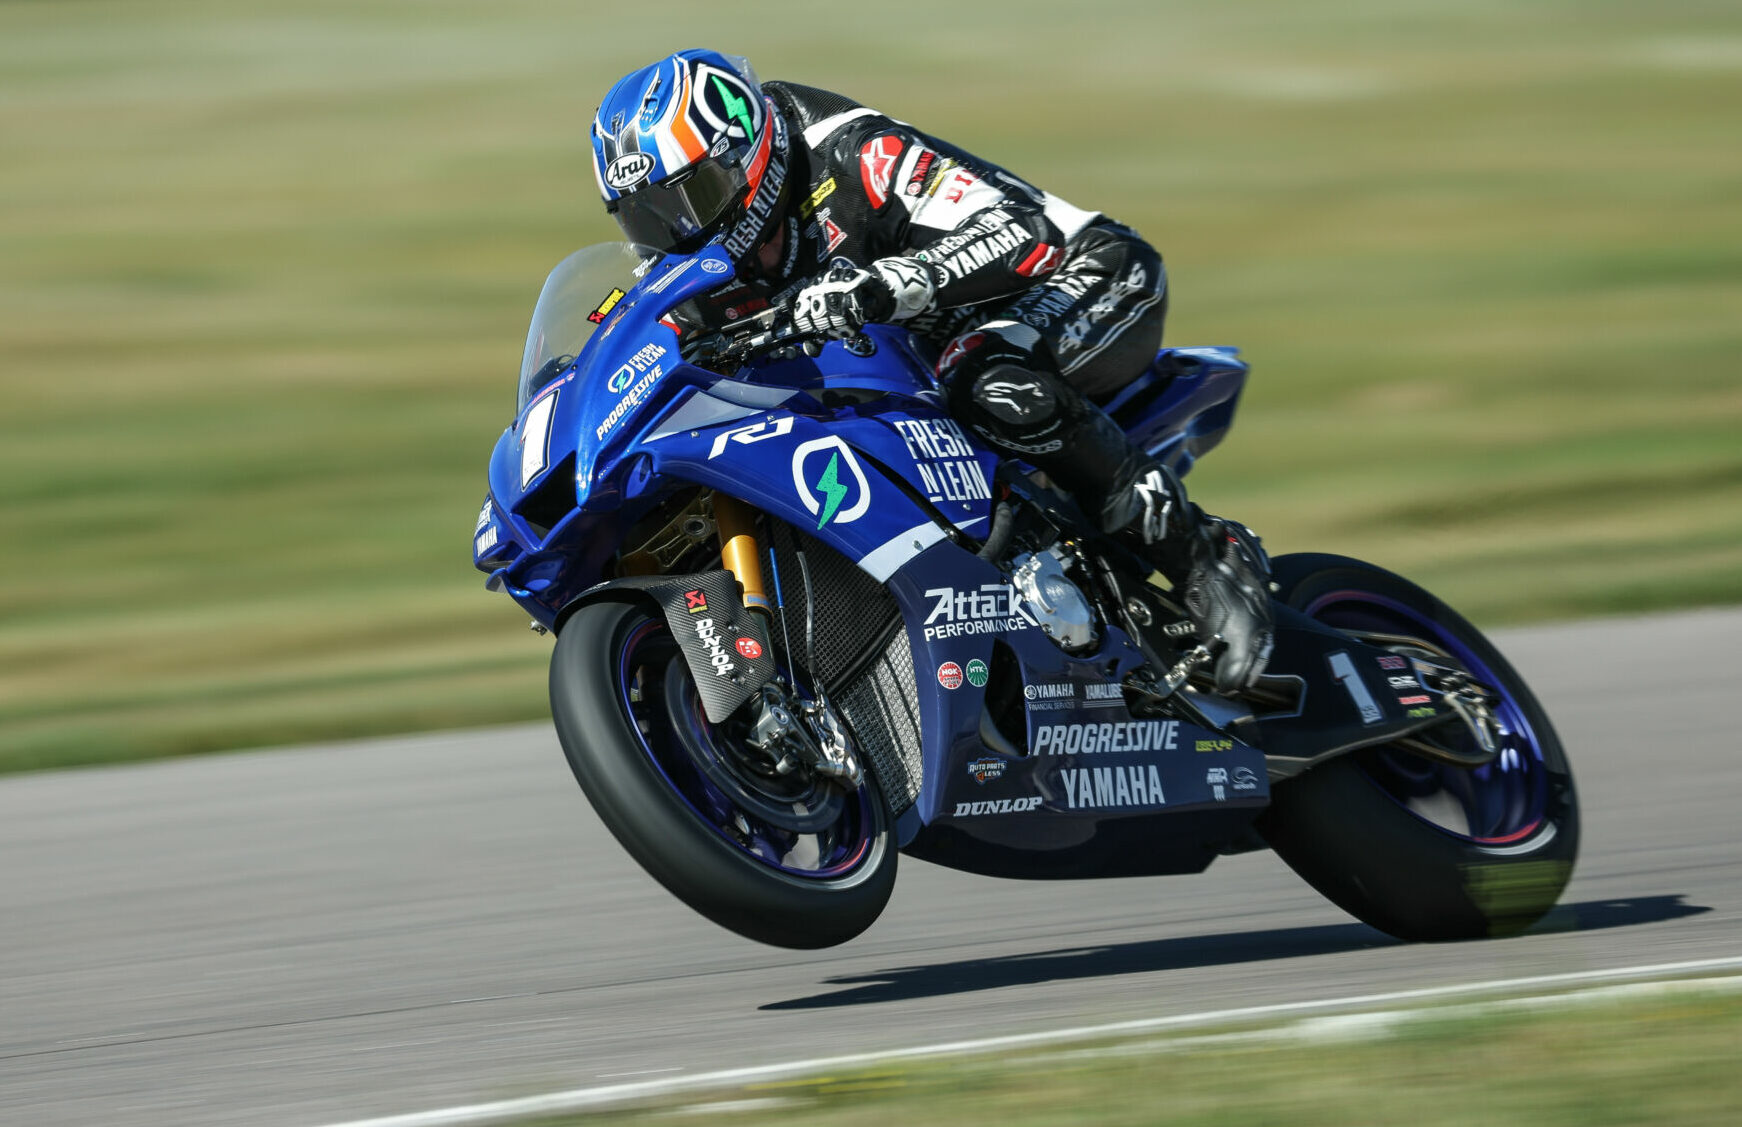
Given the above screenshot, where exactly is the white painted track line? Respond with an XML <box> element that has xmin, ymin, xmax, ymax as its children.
<box><xmin>315</xmin><ymin>955</ymin><xmax>1742</xmax><ymax>1127</ymax></box>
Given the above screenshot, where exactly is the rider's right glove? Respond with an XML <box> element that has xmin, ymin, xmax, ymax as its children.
<box><xmin>789</xmin><ymin>257</ymin><xmax>937</xmax><ymax>339</ymax></box>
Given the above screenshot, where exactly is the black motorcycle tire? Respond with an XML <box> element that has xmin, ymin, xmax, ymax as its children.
<box><xmin>550</xmin><ymin>599</ymin><xmax>898</xmax><ymax>949</ymax></box>
<box><xmin>1257</xmin><ymin>553</ymin><xmax>1579</xmax><ymax>940</ymax></box>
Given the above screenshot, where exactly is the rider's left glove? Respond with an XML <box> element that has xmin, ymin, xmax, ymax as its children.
<box><xmin>790</xmin><ymin>257</ymin><xmax>937</xmax><ymax>339</ymax></box>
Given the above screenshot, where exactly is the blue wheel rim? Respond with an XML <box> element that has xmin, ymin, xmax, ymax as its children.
<box><xmin>1304</xmin><ymin>590</ymin><xmax>1551</xmax><ymax>846</ymax></box>
<box><xmin>615</xmin><ymin>618</ymin><xmax>876</xmax><ymax>878</ymax></box>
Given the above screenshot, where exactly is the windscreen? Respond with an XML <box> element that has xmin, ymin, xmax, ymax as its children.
<box><xmin>516</xmin><ymin>242</ymin><xmax>660</xmax><ymax>410</ymax></box>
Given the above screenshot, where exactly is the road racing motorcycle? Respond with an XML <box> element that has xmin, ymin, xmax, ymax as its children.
<box><xmin>474</xmin><ymin>242</ymin><xmax>1579</xmax><ymax>948</ymax></box>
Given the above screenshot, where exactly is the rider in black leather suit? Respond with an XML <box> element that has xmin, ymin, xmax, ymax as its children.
<box><xmin>592</xmin><ymin>54</ymin><xmax>1273</xmax><ymax>691</ymax></box>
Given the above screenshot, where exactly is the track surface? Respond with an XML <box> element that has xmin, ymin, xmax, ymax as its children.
<box><xmin>4</xmin><ymin>608</ymin><xmax>1739</xmax><ymax>1126</ymax></box>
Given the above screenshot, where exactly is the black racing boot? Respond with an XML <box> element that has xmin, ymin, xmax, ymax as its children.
<box><xmin>947</xmin><ymin>355</ymin><xmax>1275</xmax><ymax>693</ymax></box>
<box><xmin>1051</xmin><ymin>407</ymin><xmax>1276</xmax><ymax>694</ymax></box>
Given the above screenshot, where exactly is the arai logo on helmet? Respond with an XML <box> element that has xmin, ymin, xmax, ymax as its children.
<box><xmin>604</xmin><ymin>152</ymin><xmax>655</xmax><ymax>190</ymax></box>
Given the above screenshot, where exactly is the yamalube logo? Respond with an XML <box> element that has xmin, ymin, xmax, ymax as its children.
<box><xmin>791</xmin><ymin>436</ymin><xmax>871</xmax><ymax>529</ymax></box>
<box><xmin>604</xmin><ymin>151</ymin><xmax>655</xmax><ymax>190</ymax></box>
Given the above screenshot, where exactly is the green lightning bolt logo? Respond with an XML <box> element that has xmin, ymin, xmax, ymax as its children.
<box><xmin>712</xmin><ymin>75</ymin><xmax>754</xmax><ymax>139</ymax></box>
<box><xmin>813</xmin><ymin>452</ymin><xmax>848</xmax><ymax>528</ymax></box>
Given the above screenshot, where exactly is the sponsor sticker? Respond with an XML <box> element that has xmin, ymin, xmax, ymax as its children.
<box><xmin>1398</xmin><ymin>694</ymin><xmax>1432</xmax><ymax>706</ymax></box>
<box><xmin>967</xmin><ymin>756</ymin><xmax>1005</xmax><ymax>785</ymax></box>
<box><xmin>1232</xmin><ymin>766</ymin><xmax>1260</xmax><ymax>791</ymax></box>
<box><xmin>1082</xmin><ymin>682</ymin><xmax>1124</xmax><ymax>708</ymax></box>
<box><xmin>1377</xmin><ymin>655</ymin><xmax>1409</xmax><ymax>670</ymax></box>
<box><xmin>966</xmin><ymin>658</ymin><xmax>989</xmax><ymax>688</ymax></box>
<box><xmin>821</xmin><ymin>216</ymin><xmax>847</xmax><ymax>254</ymax></box>
<box><xmin>684</xmin><ymin>590</ymin><xmax>708</xmax><ymax>614</ymax></box>
<box><xmin>953</xmin><ymin>797</ymin><xmax>1042</xmax><ymax>817</ymax></box>
<box><xmin>904</xmin><ymin>148</ymin><xmax>937</xmax><ymax>196</ymax></box>
<box><xmin>693</xmin><ymin>616</ymin><xmax>736</xmax><ymax>677</ymax></box>
<box><xmin>735</xmin><ymin>637</ymin><xmax>763</xmax><ymax>659</ymax></box>
<box><xmin>938</xmin><ymin>662</ymin><xmax>964</xmax><ymax>690</ymax></box>
<box><xmin>921</xmin><ymin>584</ymin><xmax>1038</xmax><ymax>642</ymax></box>
<box><xmin>1195</xmin><ymin>738</ymin><xmax>1234</xmax><ymax>753</ymax></box>
<box><xmin>1388</xmin><ymin>674</ymin><xmax>1422</xmax><ymax>689</ymax></box>
<box><xmin>699</xmin><ymin>257</ymin><xmax>730</xmax><ymax>274</ymax></box>
<box><xmin>1032</xmin><ymin>720</ymin><xmax>1179</xmax><ymax>756</ymax></box>
<box><xmin>1406</xmin><ymin>706</ymin><xmax>1437</xmax><ymax>718</ymax></box>
<box><xmin>588</xmin><ymin>287</ymin><xmax>627</xmax><ymax>324</ymax></box>
<box><xmin>890</xmin><ymin>417</ymin><xmax>991</xmax><ymax>504</ymax></box>
<box><xmin>799</xmin><ymin>177</ymin><xmax>836</xmax><ymax>218</ymax></box>
<box><xmin>1057</xmin><ymin>764</ymin><xmax>1166</xmax><ymax>810</ymax></box>
<box><xmin>791</xmin><ymin>436</ymin><xmax>871</xmax><ymax>529</ymax></box>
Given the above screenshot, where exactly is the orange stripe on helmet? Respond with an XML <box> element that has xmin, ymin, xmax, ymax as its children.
<box><xmin>739</xmin><ymin>99</ymin><xmax>773</xmax><ymax>205</ymax></box>
<box><xmin>668</xmin><ymin>67</ymin><xmax>707</xmax><ymax>163</ymax></box>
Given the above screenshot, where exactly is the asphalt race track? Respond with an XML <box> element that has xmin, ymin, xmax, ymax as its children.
<box><xmin>4</xmin><ymin>607</ymin><xmax>1739</xmax><ymax>1126</ymax></box>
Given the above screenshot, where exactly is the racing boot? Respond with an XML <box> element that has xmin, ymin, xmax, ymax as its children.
<box><xmin>1063</xmin><ymin>408</ymin><xmax>1276</xmax><ymax>694</ymax></box>
<box><xmin>942</xmin><ymin>336</ymin><xmax>1274</xmax><ymax>693</ymax></box>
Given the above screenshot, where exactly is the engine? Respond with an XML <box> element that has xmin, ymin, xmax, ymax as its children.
<box><xmin>1010</xmin><ymin>544</ymin><xmax>1099</xmax><ymax>653</ymax></box>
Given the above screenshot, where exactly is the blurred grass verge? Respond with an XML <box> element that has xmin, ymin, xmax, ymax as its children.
<box><xmin>549</xmin><ymin>991</ymin><xmax>1742</xmax><ymax>1126</ymax></box>
<box><xmin>3</xmin><ymin>1</ymin><xmax>1738</xmax><ymax>771</ymax></box>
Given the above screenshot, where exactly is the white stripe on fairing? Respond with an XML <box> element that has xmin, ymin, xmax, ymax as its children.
<box><xmin>314</xmin><ymin>956</ymin><xmax>1742</xmax><ymax>1127</ymax></box>
<box><xmin>857</xmin><ymin>521</ymin><xmax>947</xmax><ymax>581</ymax></box>
<box><xmin>802</xmin><ymin>107</ymin><xmax>879</xmax><ymax>147</ymax></box>
<box><xmin>857</xmin><ymin>516</ymin><xmax>987</xmax><ymax>581</ymax></box>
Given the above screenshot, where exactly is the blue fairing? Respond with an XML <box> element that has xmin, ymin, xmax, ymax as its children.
<box><xmin>477</xmin><ymin>244</ymin><xmax>1266</xmax><ymax>862</ymax></box>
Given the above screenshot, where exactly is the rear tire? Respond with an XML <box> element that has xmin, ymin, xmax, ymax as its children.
<box><xmin>1257</xmin><ymin>554</ymin><xmax>1579</xmax><ymax>940</ymax></box>
<box><xmin>550</xmin><ymin>599</ymin><xmax>897</xmax><ymax>949</ymax></box>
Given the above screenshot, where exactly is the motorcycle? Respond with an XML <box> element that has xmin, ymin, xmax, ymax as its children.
<box><xmin>474</xmin><ymin>242</ymin><xmax>1579</xmax><ymax>949</ymax></box>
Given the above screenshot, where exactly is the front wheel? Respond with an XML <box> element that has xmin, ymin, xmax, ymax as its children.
<box><xmin>1258</xmin><ymin>554</ymin><xmax>1579</xmax><ymax>940</ymax></box>
<box><xmin>550</xmin><ymin>599</ymin><xmax>897</xmax><ymax>949</ymax></box>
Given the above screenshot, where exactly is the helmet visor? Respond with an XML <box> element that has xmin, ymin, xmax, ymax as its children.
<box><xmin>608</xmin><ymin>157</ymin><xmax>747</xmax><ymax>255</ymax></box>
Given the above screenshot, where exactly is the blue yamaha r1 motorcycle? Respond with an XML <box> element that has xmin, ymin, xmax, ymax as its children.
<box><xmin>475</xmin><ymin>243</ymin><xmax>1579</xmax><ymax>949</ymax></box>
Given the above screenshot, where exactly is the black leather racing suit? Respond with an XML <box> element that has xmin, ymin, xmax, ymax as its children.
<box><xmin>683</xmin><ymin>82</ymin><xmax>1273</xmax><ymax>691</ymax></box>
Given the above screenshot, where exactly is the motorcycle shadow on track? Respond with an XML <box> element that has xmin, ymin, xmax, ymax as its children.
<box><xmin>759</xmin><ymin>895</ymin><xmax>1708</xmax><ymax>1011</ymax></box>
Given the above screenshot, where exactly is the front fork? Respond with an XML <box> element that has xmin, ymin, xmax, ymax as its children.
<box><xmin>710</xmin><ymin>492</ymin><xmax>863</xmax><ymax>788</ymax></box>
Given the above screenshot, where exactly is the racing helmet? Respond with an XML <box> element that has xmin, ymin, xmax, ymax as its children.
<box><xmin>590</xmin><ymin>50</ymin><xmax>788</xmax><ymax>265</ymax></box>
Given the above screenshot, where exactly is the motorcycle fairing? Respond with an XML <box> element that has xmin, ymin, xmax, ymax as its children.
<box><xmin>872</xmin><ymin>537</ymin><xmax>1273</xmax><ymax>867</ymax></box>
<box><xmin>479</xmin><ymin>244</ymin><xmax>1281</xmax><ymax>871</ymax></box>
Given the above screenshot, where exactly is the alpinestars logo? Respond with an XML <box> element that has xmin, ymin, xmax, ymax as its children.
<box><xmin>859</xmin><ymin>136</ymin><xmax>903</xmax><ymax>209</ymax></box>
<box><xmin>790</xmin><ymin>437</ymin><xmax>870</xmax><ymax>529</ymax></box>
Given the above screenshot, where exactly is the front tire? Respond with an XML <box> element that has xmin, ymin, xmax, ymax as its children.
<box><xmin>1258</xmin><ymin>554</ymin><xmax>1579</xmax><ymax>940</ymax></box>
<box><xmin>550</xmin><ymin>599</ymin><xmax>897</xmax><ymax>949</ymax></box>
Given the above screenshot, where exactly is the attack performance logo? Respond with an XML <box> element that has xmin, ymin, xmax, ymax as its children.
<box><xmin>790</xmin><ymin>436</ymin><xmax>870</xmax><ymax>529</ymax></box>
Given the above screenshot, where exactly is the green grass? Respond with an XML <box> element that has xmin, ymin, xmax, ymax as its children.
<box><xmin>541</xmin><ymin>991</ymin><xmax>1742</xmax><ymax>1125</ymax></box>
<box><xmin>3</xmin><ymin>1</ymin><xmax>1739</xmax><ymax>770</ymax></box>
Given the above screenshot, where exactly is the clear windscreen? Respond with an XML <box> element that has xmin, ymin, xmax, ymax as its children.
<box><xmin>516</xmin><ymin>242</ymin><xmax>661</xmax><ymax>410</ymax></box>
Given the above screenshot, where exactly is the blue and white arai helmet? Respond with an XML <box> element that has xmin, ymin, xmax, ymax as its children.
<box><xmin>590</xmin><ymin>49</ymin><xmax>789</xmax><ymax>267</ymax></box>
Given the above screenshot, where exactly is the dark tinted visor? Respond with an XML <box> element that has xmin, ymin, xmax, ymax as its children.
<box><xmin>608</xmin><ymin>157</ymin><xmax>747</xmax><ymax>255</ymax></box>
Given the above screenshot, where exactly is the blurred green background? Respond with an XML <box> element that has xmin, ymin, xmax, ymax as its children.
<box><xmin>3</xmin><ymin>0</ymin><xmax>1738</xmax><ymax>771</ymax></box>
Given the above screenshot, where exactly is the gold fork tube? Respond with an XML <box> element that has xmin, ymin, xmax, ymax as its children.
<box><xmin>712</xmin><ymin>493</ymin><xmax>771</xmax><ymax>616</ymax></box>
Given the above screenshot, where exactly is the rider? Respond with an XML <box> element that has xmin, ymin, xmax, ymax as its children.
<box><xmin>589</xmin><ymin>49</ymin><xmax>1273</xmax><ymax>692</ymax></box>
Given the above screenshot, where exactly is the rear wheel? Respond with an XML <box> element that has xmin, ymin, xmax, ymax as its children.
<box><xmin>550</xmin><ymin>599</ymin><xmax>897</xmax><ymax>948</ymax></box>
<box><xmin>1258</xmin><ymin>554</ymin><xmax>1579</xmax><ymax>940</ymax></box>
